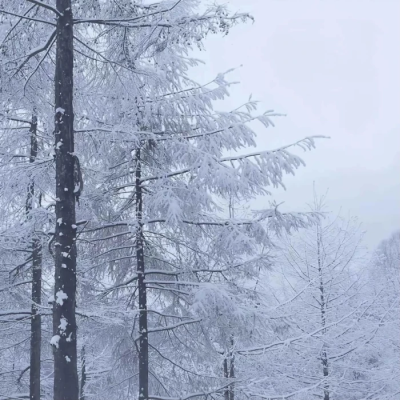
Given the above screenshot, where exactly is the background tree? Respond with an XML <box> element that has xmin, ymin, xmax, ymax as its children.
<box><xmin>361</xmin><ymin>230</ymin><xmax>400</xmax><ymax>399</ymax></box>
<box><xmin>234</xmin><ymin>197</ymin><xmax>390</xmax><ymax>400</ymax></box>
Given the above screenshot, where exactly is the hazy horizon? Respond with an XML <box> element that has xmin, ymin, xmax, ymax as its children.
<box><xmin>191</xmin><ymin>0</ymin><xmax>400</xmax><ymax>251</ymax></box>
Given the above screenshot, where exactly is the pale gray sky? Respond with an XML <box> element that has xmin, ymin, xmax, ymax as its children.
<box><xmin>192</xmin><ymin>0</ymin><xmax>400</xmax><ymax>250</ymax></box>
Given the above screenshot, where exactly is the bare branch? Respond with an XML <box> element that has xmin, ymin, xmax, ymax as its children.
<box><xmin>0</xmin><ymin>8</ymin><xmax>56</xmax><ymax>26</ymax></box>
<box><xmin>23</xmin><ymin>33</ymin><xmax>56</xmax><ymax>93</ymax></box>
<box><xmin>142</xmin><ymin>318</ymin><xmax>202</xmax><ymax>336</ymax></box>
<box><xmin>0</xmin><ymin>310</ymin><xmax>31</xmax><ymax>317</ymax></box>
<box><xmin>12</xmin><ymin>29</ymin><xmax>56</xmax><ymax>77</ymax></box>
<box><xmin>25</xmin><ymin>0</ymin><xmax>62</xmax><ymax>17</ymax></box>
<box><xmin>16</xmin><ymin>366</ymin><xmax>30</xmax><ymax>384</ymax></box>
<box><xmin>0</xmin><ymin>113</ymin><xmax>31</xmax><ymax>124</ymax></box>
<box><xmin>0</xmin><ymin>280</ymin><xmax>32</xmax><ymax>293</ymax></box>
<box><xmin>0</xmin><ymin>5</ymin><xmax>36</xmax><ymax>45</ymax></box>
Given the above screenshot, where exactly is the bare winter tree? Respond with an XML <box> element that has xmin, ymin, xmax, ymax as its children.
<box><xmin>236</xmin><ymin>196</ymin><xmax>391</xmax><ymax>400</ymax></box>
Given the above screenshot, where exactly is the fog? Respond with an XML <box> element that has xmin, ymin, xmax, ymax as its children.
<box><xmin>193</xmin><ymin>0</ymin><xmax>400</xmax><ymax>250</ymax></box>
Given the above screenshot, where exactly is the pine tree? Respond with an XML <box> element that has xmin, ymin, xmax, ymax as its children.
<box><xmin>1</xmin><ymin>2</ymin><xmax>325</xmax><ymax>400</ymax></box>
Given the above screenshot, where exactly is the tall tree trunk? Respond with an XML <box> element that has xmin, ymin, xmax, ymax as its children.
<box><xmin>30</xmin><ymin>238</ymin><xmax>42</xmax><ymax>400</ymax></box>
<box><xmin>321</xmin><ymin>348</ymin><xmax>329</xmax><ymax>400</ymax></box>
<box><xmin>223</xmin><ymin>336</ymin><xmax>235</xmax><ymax>400</ymax></box>
<box><xmin>53</xmin><ymin>1</ymin><xmax>79</xmax><ymax>399</ymax></box>
<box><xmin>317</xmin><ymin>227</ymin><xmax>329</xmax><ymax>400</ymax></box>
<box><xmin>26</xmin><ymin>113</ymin><xmax>42</xmax><ymax>400</ymax></box>
<box><xmin>229</xmin><ymin>336</ymin><xmax>235</xmax><ymax>400</ymax></box>
<box><xmin>79</xmin><ymin>346</ymin><xmax>86</xmax><ymax>400</ymax></box>
<box><xmin>223</xmin><ymin>357</ymin><xmax>229</xmax><ymax>400</ymax></box>
<box><xmin>136</xmin><ymin>148</ymin><xmax>149</xmax><ymax>400</ymax></box>
<box><xmin>227</xmin><ymin>202</ymin><xmax>235</xmax><ymax>400</ymax></box>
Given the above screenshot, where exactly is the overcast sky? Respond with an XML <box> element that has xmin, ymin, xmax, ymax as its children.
<box><xmin>192</xmin><ymin>0</ymin><xmax>400</xmax><ymax>251</ymax></box>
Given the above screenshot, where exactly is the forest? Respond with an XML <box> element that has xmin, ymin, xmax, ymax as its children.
<box><xmin>0</xmin><ymin>1</ymin><xmax>399</xmax><ymax>400</ymax></box>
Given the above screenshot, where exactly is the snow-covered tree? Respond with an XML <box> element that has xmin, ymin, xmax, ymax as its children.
<box><xmin>234</xmin><ymin>197</ymin><xmax>391</xmax><ymax>400</ymax></box>
<box><xmin>1</xmin><ymin>1</ymin><xmax>325</xmax><ymax>400</ymax></box>
<box><xmin>361</xmin><ymin>230</ymin><xmax>400</xmax><ymax>399</ymax></box>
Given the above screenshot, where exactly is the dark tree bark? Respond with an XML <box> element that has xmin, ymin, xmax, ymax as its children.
<box><xmin>26</xmin><ymin>113</ymin><xmax>42</xmax><ymax>400</ymax></box>
<box><xmin>223</xmin><ymin>336</ymin><xmax>235</xmax><ymax>400</ymax></box>
<box><xmin>223</xmin><ymin>357</ymin><xmax>229</xmax><ymax>400</ymax></box>
<box><xmin>136</xmin><ymin>148</ymin><xmax>149</xmax><ymax>400</ymax></box>
<box><xmin>52</xmin><ymin>1</ymin><xmax>79</xmax><ymax>400</ymax></box>
<box><xmin>79</xmin><ymin>346</ymin><xmax>86</xmax><ymax>400</ymax></box>
<box><xmin>30</xmin><ymin>238</ymin><xmax>42</xmax><ymax>400</ymax></box>
<box><xmin>229</xmin><ymin>336</ymin><xmax>235</xmax><ymax>400</ymax></box>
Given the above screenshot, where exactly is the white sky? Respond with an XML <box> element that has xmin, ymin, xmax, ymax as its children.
<box><xmin>192</xmin><ymin>0</ymin><xmax>400</xmax><ymax>250</ymax></box>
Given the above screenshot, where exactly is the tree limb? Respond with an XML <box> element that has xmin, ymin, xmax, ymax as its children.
<box><xmin>12</xmin><ymin>29</ymin><xmax>57</xmax><ymax>77</ymax></box>
<box><xmin>0</xmin><ymin>8</ymin><xmax>56</xmax><ymax>26</ymax></box>
<box><xmin>25</xmin><ymin>0</ymin><xmax>62</xmax><ymax>17</ymax></box>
